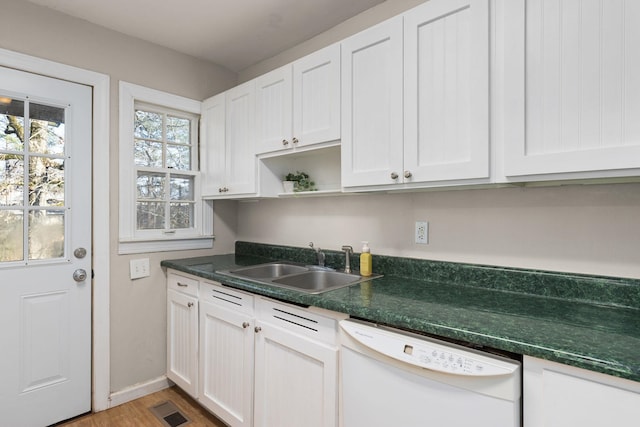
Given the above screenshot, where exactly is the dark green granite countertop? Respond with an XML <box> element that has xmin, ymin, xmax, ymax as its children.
<box><xmin>161</xmin><ymin>242</ymin><xmax>640</xmax><ymax>383</ymax></box>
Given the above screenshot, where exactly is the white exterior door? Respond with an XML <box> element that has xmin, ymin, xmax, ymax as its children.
<box><xmin>0</xmin><ymin>66</ymin><xmax>92</xmax><ymax>426</ymax></box>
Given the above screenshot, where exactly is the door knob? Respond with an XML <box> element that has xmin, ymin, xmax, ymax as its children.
<box><xmin>73</xmin><ymin>269</ymin><xmax>87</xmax><ymax>282</ymax></box>
<box><xmin>404</xmin><ymin>171</ymin><xmax>412</xmax><ymax>179</ymax></box>
<box><xmin>74</xmin><ymin>247</ymin><xmax>87</xmax><ymax>259</ymax></box>
<box><xmin>390</xmin><ymin>172</ymin><xmax>399</xmax><ymax>180</ymax></box>
<box><xmin>254</xmin><ymin>326</ymin><xmax>262</xmax><ymax>333</ymax></box>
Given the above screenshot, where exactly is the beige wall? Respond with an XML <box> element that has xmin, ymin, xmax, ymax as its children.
<box><xmin>238</xmin><ymin>183</ymin><xmax>640</xmax><ymax>279</ymax></box>
<box><xmin>1</xmin><ymin>0</ymin><xmax>239</xmax><ymax>392</ymax></box>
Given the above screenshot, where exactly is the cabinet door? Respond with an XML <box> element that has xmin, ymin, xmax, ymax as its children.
<box><xmin>341</xmin><ymin>16</ymin><xmax>404</xmax><ymax>187</ymax></box>
<box><xmin>225</xmin><ymin>80</ymin><xmax>257</xmax><ymax>195</ymax></box>
<box><xmin>200</xmin><ymin>92</ymin><xmax>226</xmax><ymax>197</ymax></box>
<box><xmin>255</xmin><ymin>65</ymin><xmax>293</xmax><ymax>154</ymax></box>
<box><xmin>199</xmin><ymin>301</ymin><xmax>254</xmax><ymax>427</ymax></box>
<box><xmin>253</xmin><ymin>322</ymin><xmax>339</xmax><ymax>427</ymax></box>
<box><xmin>524</xmin><ymin>356</ymin><xmax>640</xmax><ymax>427</ymax></box>
<box><xmin>503</xmin><ymin>0</ymin><xmax>640</xmax><ymax>178</ymax></box>
<box><xmin>167</xmin><ymin>289</ymin><xmax>198</xmax><ymax>398</ymax></box>
<box><xmin>404</xmin><ymin>0</ymin><xmax>489</xmax><ymax>183</ymax></box>
<box><xmin>293</xmin><ymin>43</ymin><xmax>341</xmax><ymax>147</ymax></box>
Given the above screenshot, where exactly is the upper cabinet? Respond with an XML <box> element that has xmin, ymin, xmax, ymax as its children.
<box><xmin>404</xmin><ymin>0</ymin><xmax>489</xmax><ymax>183</ymax></box>
<box><xmin>255</xmin><ymin>44</ymin><xmax>341</xmax><ymax>155</ymax></box>
<box><xmin>341</xmin><ymin>16</ymin><xmax>404</xmax><ymax>188</ymax></box>
<box><xmin>341</xmin><ymin>0</ymin><xmax>490</xmax><ymax>189</ymax></box>
<box><xmin>502</xmin><ymin>0</ymin><xmax>640</xmax><ymax>180</ymax></box>
<box><xmin>201</xmin><ymin>81</ymin><xmax>257</xmax><ymax>198</ymax></box>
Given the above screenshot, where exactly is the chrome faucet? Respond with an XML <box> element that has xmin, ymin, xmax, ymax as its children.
<box><xmin>341</xmin><ymin>245</ymin><xmax>353</xmax><ymax>274</ymax></box>
<box><xmin>309</xmin><ymin>242</ymin><xmax>325</xmax><ymax>267</ymax></box>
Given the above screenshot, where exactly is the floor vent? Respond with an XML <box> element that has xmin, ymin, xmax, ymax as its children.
<box><xmin>149</xmin><ymin>400</ymin><xmax>191</xmax><ymax>427</ymax></box>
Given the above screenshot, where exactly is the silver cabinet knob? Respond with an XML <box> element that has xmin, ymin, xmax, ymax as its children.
<box><xmin>404</xmin><ymin>171</ymin><xmax>412</xmax><ymax>179</ymax></box>
<box><xmin>242</xmin><ymin>321</ymin><xmax>250</xmax><ymax>329</ymax></box>
<box><xmin>254</xmin><ymin>326</ymin><xmax>262</xmax><ymax>333</ymax></box>
<box><xmin>390</xmin><ymin>172</ymin><xmax>399</xmax><ymax>180</ymax></box>
<box><xmin>282</xmin><ymin>139</ymin><xmax>289</xmax><ymax>146</ymax></box>
<box><xmin>73</xmin><ymin>269</ymin><xmax>87</xmax><ymax>282</ymax></box>
<box><xmin>292</xmin><ymin>137</ymin><xmax>299</xmax><ymax>144</ymax></box>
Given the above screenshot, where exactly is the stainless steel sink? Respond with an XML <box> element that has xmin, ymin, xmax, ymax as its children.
<box><xmin>217</xmin><ymin>261</ymin><xmax>381</xmax><ymax>294</ymax></box>
<box><xmin>272</xmin><ymin>270</ymin><xmax>365</xmax><ymax>293</ymax></box>
<box><xmin>227</xmin><ymin>262</ymin><xmax>309</xmax><ymax>279</ymax></box>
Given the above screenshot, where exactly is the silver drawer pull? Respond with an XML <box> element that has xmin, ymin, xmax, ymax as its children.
<box><xmin>177</xmin><ymin>282</ymin><xmax>188</xmax><ymax>287</ymax></box>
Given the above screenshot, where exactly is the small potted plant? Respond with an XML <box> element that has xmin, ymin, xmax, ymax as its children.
<box><xmin>283</xmin><ymin>171</ymin><xmax>317</xmax><ymax>192</ymax></box>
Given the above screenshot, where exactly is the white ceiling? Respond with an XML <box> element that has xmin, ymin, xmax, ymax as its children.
<box><xmin>24</xmin><ymin>0</ymin><xmax>385</xmax><ymax>72</ymax></box>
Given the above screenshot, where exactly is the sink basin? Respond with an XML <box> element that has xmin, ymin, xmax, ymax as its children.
<box><xmin>217</xmin><ymin>262</ymin><xmax>381</xmax><ymax>294</ymax></box>
<box><xmin>272</xmin><ymin>270</ymin><xmax>365</xmax><ymax>293</ymax></box>
<box><xmin>228</xmin><ymin>262</ymin><xmax>309</xmax><ymax>279</ymax></box>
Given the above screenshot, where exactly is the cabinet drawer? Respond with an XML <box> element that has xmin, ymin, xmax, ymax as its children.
<box><xmin>200</xmin><ymin>281</ymin><xmax>254</xmax><ymax>315</ymax></box>
<box><xmin>256</xmin><ymin>298</ymin><xmax>340</xmax><ymax>346</ymax></box>
<box><xmin>168</xmin><ymin>272</ymin><xmax>199</xmax><ymax>297</ymax></box>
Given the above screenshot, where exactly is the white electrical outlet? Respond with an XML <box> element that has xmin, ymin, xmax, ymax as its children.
<box><xmin>415</xmin><ymin>221</ymin><xmax>429</xmax><ymax>244</ymax></box>
<box><xmin>130</xmin><ymin>258</ymin><xmax>150</xmax><ymax>280</ymax></box>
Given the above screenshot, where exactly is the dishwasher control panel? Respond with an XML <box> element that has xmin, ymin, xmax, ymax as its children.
<box><xmin>340</xmin><ymin>320</ymin><xmax>519</xmax><ymax>376</ymax></box>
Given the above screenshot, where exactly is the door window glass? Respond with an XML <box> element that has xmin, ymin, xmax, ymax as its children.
<box><xmin>0</xmin><ymin>96</ymin><xmax>66</xmax><ymax>263</ymax></box>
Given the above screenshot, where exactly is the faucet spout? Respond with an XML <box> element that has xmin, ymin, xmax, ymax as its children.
<box><xmin>341</xmin><ymin>245</ymin><xmax>353</xmax><ymax>274</ymax></box>
<box><xmin>309</xmin><ymin>242</ymin><xmax>325</xmax><ymax>267</ymax></box>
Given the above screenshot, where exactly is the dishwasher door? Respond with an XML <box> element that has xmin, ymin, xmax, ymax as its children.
<box><xmin>339</xmin><ymin>320</ymin><xmax>521</xmax><ymax>427</ymax></box>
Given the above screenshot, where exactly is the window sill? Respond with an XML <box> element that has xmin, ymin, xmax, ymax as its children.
<box><xmin>118</xmin><ymin>236</ymin><xmax>214</xmax><ymax>255</ymax></box>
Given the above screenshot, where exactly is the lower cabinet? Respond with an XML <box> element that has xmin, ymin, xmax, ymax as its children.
<box><xmin>253</xmin><ymin>299</ymin><xmax>344</xmax><ymax>427</ymax></box>
<box><xmin>167</xmin><ymin>270</ymin><xmax>345</xmax><ymax>427</ymax></box>
<box><xmin>524</xmin><ymin>356</ymin><xmax>640</xmax><ymax>426</ymax></box>
<box><xmin>166</xmin><ymin>272</ymin><xmax>199</xmax><ymax>398</ymax></box>
<box><xmin>199</xmin><ymin>281</ymin><xmax>255</xmax><ymax>427</ymax></box>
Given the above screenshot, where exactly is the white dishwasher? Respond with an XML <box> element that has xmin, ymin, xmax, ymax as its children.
<box><xmin>339</xmin><ymin>319</ymin><xmax>521</xmax><ymax>427</ymax></box>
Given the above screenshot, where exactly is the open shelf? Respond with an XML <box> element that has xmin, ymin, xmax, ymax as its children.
<box><xmin>259</xmin><ymin>145</ymin><xmax>342</xmax><ymax>197</ymax></box>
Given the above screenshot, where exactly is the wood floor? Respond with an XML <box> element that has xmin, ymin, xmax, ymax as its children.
<box><xmin>57</xmin><ymin>386</ymin><xmax>227</xmax><ymax>427</ymax></box>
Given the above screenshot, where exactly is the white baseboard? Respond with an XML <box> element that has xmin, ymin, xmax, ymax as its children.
<box><xmin>107</xmin><ymin>376</ymin><xmax>172</xmax><ymax>409</ymax></box>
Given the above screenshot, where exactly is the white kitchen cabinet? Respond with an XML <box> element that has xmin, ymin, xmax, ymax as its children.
<box><xmin>255</xmin><ymin>44</ymin><xmax>340</xmax><ymax>155</ymax></box>
<box><xmin>199</xmin><ymin>282</ymin><xmax>255</xmax><ymax>427</ymax></box>
<box><xmin>502</xmin><ymin>0</ymin><xmax>640</xmax><ymax>180</ymax></box>
<box><xmin>524</xmin><ymin>356</ymin><xmax>640</xmax><ymax>427</ymax></box>
<box><xmin>201</xmin><ymin>80</ymin><xmax>257</xmax><ymax>198</ymax></box>
<box><xmin>341</xmin><ymin>16</ymin><xmax>403</xmax><ymax>188</ymax></box>
<box><xmin>403</xmin><ymin>0</ymin><xmax>489</xmax><ymax>183</ymax></box>
<box><xmin>342</xmin><ymin>0</ymin><xmax>489</xmax><ymax>190</ymax></box>
<box><xmin>253</xmin><ymin>299</ymin><xmax>344</xmax><ymax>427</ymax></box>
<box><xmin>200</xmin><ymin>92</ymin><xmax>226</xmax><ymax>197</ymax></box>
<box><xmin>167</xmin><ymin>272</ymin><xmax>199</xmax><ymax>398</ymax></box>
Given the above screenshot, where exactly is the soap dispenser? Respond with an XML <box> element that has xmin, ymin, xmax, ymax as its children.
<box><xmin>360</xmin><ymin>241</ymin><xmax>372</xmax><ymax>277</ymax></box>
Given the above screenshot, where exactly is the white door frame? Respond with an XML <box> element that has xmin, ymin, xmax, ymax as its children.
<box><xmin>0</xmin><ymin>47</ymin><xmax>112</xmax><ymax>411</ymax></box>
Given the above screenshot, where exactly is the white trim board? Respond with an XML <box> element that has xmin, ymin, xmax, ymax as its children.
<box><xmin>108</xmin><ymin>376</ymin><xmax>172</xmax><ymax>408</ymax></box>
<box><xmin>0</xmin><ymin>48</ymin><xmax>112</xmax><ymax>412</ymax></box>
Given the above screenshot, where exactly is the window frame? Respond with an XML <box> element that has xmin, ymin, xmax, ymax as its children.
<box><xmin>119</xmin><ymin>81</ymin><xmax>212</xmax><ymax>254</ymax></box>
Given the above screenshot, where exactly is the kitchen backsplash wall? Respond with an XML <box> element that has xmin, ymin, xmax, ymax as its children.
<box><xmin>236</xmin><ymin>182</ymin><xmax>640</xmax><ymax>279</ymax></box>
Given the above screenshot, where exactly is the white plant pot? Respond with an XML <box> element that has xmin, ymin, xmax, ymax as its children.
<box><xmin>282</xmin><ymin>181</ymin><xmax>295</xmax><ymax>193</ymax></box>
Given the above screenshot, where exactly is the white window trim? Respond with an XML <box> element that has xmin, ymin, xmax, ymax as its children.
<box><xmin>119</xmin><ymin>81</ymin><xmax>213</xmax><ymax>254</ymax></box>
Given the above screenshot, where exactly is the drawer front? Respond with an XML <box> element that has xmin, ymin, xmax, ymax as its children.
<box><xmin>256</xmin><ymin>297</ymin><xmax>339</xmax><ymax>345</ymax></box>
<box><xmin>168</xmin><ymin>272</ymin><xmax>199</xmax><ymax>297</ymax></box>
<box><xmin>200</xmin><ymin>281</ymin><xmax>254</xmax><ymax>315</ymax></box>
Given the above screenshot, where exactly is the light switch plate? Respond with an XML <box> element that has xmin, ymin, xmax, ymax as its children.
<box><xmin>130</xmin><ymin>258</ymin><xmax>150</xmax><ymax>279</ymax></box>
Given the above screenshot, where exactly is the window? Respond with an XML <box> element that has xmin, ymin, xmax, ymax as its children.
<box><xmin>119</xmin><ymin>82</ymin><xmax>212</xmax><ymax>254</ymax></box>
